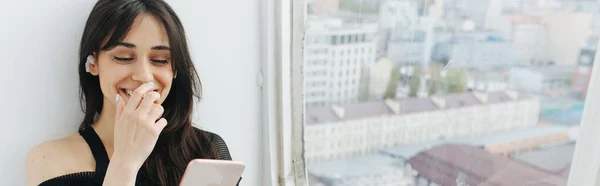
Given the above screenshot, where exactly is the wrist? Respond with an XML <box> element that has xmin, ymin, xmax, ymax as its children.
<box><xmin>109</xmin><ymin>154</ymin><xmax>142</xmax><ymax>173</ymax></box>
<box><xmin>103</xmin><ymin>155</ymin><xmax>141</xmax><ymax>186</ymax></box>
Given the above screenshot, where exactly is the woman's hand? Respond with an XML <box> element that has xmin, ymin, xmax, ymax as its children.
<box><xmin>111</xmin><ymin>82</ymin><xmax>167</xmax><ymax>169</ymax></box>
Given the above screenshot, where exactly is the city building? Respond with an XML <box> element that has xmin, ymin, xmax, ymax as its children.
<box><xmin>542</xmin><ymin>12</ymin><xmax>593</xmax><ymax>66</ymax></box>
<box><xmin>571</xmin><ymin>35</ymin><xmax>598</xmax><ymax>99</ymax></box>
<box><xmin>508</xmin><ymin>65</ymin><xmax>575</xmax><ymax>97</ymax></box>
<box><xmin>308</xmin><ymin>154</ymin><xmax>414</xmax><ymax>186</ymax></box>
<box><xmin>379</xmin><ymin>0</ymin><xmax>420</xmax><ymax>40</ymax></box>
<box><xmin>443</xmin><ymin>0</ymin><xmax>503</xmax><ymax>30</ymax></box>
<box><xmin>487</xmin><ymin>14</ymin><xmax>548</xmax><ymax>65</ymax></box>
<box><xmin>428</xmin><ymin>30</ymin><xmax>517</xmax><ymax>69</ymax></box>
<box><xmin>377</xmin><ymin>0</ymin><xmax>421</xmax><ymax>58</ymax></box>
<box><xmin>467</xmin><ymin>69</ymin><xmax>511</xmax><ymax>92</ymax></box>
<box><xmin>408</xmin><ymin>144</ymin><xmax>567</xmax><ymax>186</ymax></box>
<box><xmin>304</xmin><ymin>15</ymin><xmax>378</xmax><ymax>107</ymax></box>
<box><xmin>556</xmin><ymin>0</ymin><xmax>599</xmax><ymax>12</ymax></box>
<box><xmin>380</xmin><ymin>124</ymin><xmax>573</xmax><ymax>160</ymax></box>
<box><xmin>502</xmin><ymin>0</ymin><xmax>556</xmax><ymax>13</ymax></box>
<box><xmin>308</xmin><ymin>0</ymin><xmax>339</xmax><ymax>15</ymax></box>
<box><xmin>555</xmin><ymin>0</ymin><xmax>600</xmax><ymax>33</ymax></box>
<box><xmin>305</xmin><ymin>90</ymin><xmax>541</xmax><ymax>164</ymax></box>
<box><xmin>387</xmin><ymin>37</ymin><xmax>424</xmax><ymax>65</ymax></box>
<box><xmin>368</xmin><ymin>58</ymin><xmax>394</xmax><ymax>100</ymax></box>
<box><xmin>435</xmin><ymin>39</ymin><xmax>517</xmax><ymax>69</ymax></box>
<box><xmin>487</xmin><ymin>13</ymin><xmax>592</xmax><ymax>66</ymax></box>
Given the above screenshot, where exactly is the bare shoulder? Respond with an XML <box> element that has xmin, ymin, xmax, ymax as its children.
<box><xmin>25</xmin><ymin>134</ymin><xmax>94</xmax><ymax>186</ymax></box>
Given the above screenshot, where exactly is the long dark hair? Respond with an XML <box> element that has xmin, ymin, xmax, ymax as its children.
<box><xmin>78</xmin><ymin>0</ymin><xmax>216</xmax><ymax>184</ymax></box>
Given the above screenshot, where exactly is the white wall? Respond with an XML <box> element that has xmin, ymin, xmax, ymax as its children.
<box><xmin>0</xmin><ymin>1</ymin><xmax>264</xmax><ymax>185</ymax></box>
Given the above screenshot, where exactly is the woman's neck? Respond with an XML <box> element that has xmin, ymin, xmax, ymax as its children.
<box><xmin>91</xmin><ymin>98</ymin><xmax>116</xmax><ymax>154</ymax></box>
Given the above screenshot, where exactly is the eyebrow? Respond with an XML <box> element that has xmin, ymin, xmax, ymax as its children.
<box><xmin>116</xmin><ymin>42</ymin><xmax>170</xmax><ymax>50</ymax></box>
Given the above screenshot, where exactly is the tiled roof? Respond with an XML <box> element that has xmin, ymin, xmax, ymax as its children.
<box><xmin>306</xmin><ymin>91</ymin><xmax>535</xmax><ymax>125</ymax></box>
<box><xmin>408</xmin><ymin>144</ymin><xmax>567</xmax><ymax>186</ymax></box>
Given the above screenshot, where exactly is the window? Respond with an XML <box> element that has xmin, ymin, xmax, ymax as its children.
<box><xmin>576</xmin><ymin>77</ymin><xmax>586</xmax><ymax>85</ymax></box>
<box><xmin>581</xmin><ymin>55</ymin><xmax>593</xmax><ymax>65</ymax></box>
<box><xmin>292</xmin><ymin>0</ymin><xmax>600</xmax><ymax>185</ymax></box>
<box><xmin>578</xmin><ymin>66</ymin><xmax>590</xmax><ymax>74</ymax></box>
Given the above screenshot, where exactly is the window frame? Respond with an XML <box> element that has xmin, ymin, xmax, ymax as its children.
<box><xmin>567</xmin><ymin>38</ymin><xmax>600</xmax><ymax>186</ymax></box>
<box><xmin>268</xmin><ymin>0</ymin><xmax>600</xmax><ymax>186</ymax></box>
<box><xmin>259</xmin><ymin>0</ymin><xmax>307</xmax><ymax>184</ymax></box>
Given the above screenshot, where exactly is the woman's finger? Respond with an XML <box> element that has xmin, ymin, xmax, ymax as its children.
<box><xmin>154</xmin><ymin>118</ymin><xmax>168</xmax><ymax>134</ymax></box>
<box><xmin>147</xmin><ymin>104</ymin><xmax>164</xmax><ymax>121</ymax></box>
<box><xmin>115</xmin><ymin>94</ymin><xmax>125</xmax><ymax>121</ymax></box>
<box><xmin>137</xmin><ymin>92</ymin><xmax>160</xmax><ymax>115</ymax></box>
<box><xmin>124</xmin><ymin>82</ymin><xmax>155</xmax><ymax>113</ymax></box>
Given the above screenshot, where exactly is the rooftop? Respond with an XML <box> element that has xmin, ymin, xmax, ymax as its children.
<box><xmin>306</xmin><ymin>90</ymin><xmax>534</xmax><ymax>125</ymax></box>
<box><xmin>511</xmin><ymin>142</ymin><xmax>575</xmax><ymax>177</ymax></box>
<box><xmin>307</xmin><ymin>174</ymin><xmax>326</xmax><ymax>186</ymax></box>
<box><xmin>409</xmin><ymin>144</ymin><xmax>567</xmax><ymax>186</ymax></box>
<box><xmin>307</xmin><ymin>154</ymin><xmax>404</xmax><ymax>182</ymax></box>
<box><xmin>530</xmin><ymin>65</ymin><xmax>576</xmax><ymax>79</ymax></box>
<box><xmin>380</xmin><ymin>125</ymin><xmax>572</xmax><ymax>160</ymax></box>
<box><xmin>306</xmin><ymin>15</ymin><xmax>378</xmax><ymax>32</ymax></box>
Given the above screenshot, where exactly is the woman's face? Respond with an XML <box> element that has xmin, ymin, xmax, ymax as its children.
<box><xmin>89</xmin><ymin>14</ymin><xmax>174</xmax><ymax>106</ymax></box>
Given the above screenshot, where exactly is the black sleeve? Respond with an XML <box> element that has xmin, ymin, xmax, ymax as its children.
<box><xmin>204</xmin><ymin>131</ymin><xmax>241</xmax><ymax>185</ymax></box>
<box><xmin>205</xmin><ymin>131</ymin><xmax>233</xmax><ymax>160</ymax></box>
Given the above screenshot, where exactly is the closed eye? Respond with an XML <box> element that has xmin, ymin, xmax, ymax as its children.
<box><xmin>151</xmin><ymin>59</ymin><xmax>169</xmax><ymax>64</ymax></box>
<box><xmin>114</xmin><ymin>56</ymin><xmax>134</xmax><ymax>62</ymax></box>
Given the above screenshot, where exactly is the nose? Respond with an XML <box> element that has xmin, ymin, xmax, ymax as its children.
<box><xmin>131</xmin><ymin>57</ymin><xmax>154</xmax><ymax>83</ymax></box>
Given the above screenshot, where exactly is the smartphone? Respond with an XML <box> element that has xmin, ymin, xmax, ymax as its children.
<box><xmin>179</xmin><ymin>159</ymin><xmax>245</xmax><ymax>186</ymax></box>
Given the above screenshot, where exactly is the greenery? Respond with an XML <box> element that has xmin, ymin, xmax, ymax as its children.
<box><xmin>429</xmin><ymin>64</ymin><xmax>442</xmax><ymax>95</ymax></box>
<box><xmin>383</xmin><ymin>66</ymin><xmax>401</xmax><ymax>99</ymax></box>
<box><xmin>339</xmin><ymin>0</ymin><xmax>378</xmax><ymax>14</ymax></box>
<box><xmin>407</xmin><ymin>64</ymin><xmax>468</xmax><ymax>97</ymax></box>
<box><xmin>408</xmin><ymin>67</ymin><xmax>421</xmax><ymax>97</ymax></box>
<box><xmin>444</xmin><ymin>69</ymin><xmax>467</xmax><ymax>93</ymax></box>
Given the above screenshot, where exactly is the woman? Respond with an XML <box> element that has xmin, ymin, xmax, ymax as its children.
<box><xmin>25</xmin><ymin>0</ymin><xmax>235</xmax><ymax>185</ymax></box>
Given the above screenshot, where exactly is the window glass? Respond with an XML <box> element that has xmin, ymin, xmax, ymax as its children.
<box><xmin>303</xmin><ymin>0</ymin><xmax>597</xmax><ymax>185</ymax></box>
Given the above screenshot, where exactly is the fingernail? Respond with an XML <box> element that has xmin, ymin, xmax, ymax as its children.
<box><xmin>116</xmin><ymin>94</ymin><xmax>120</xmax><ymax>104</ymax></box>
<box><xmin>148</xmin><ymin>82</ymin><xmax>154</xmax><ymax>86</ymax></box>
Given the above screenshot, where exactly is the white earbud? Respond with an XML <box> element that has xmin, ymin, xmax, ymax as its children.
<box><xmin>85</xmin><ymin>55</ymin><xmax>94</xmax><ymax>73</ymax></box>
<box><xmin>174</xmin><ymin>71</ymin><xmax>178</xmax><ymax>79</ymax></box>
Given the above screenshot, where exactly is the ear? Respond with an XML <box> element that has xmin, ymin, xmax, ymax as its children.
<box><xmin>90</xmin><ymin>63</ymin><xmax>98</xmax><ymax>76</ymax></box>
<box><xmin>88</xmin><ymin>54</ymin><xmax>99</xmax><ymax>76</ymax></box>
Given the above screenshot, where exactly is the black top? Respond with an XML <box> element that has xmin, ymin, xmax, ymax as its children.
<box><xmin>38</xmin><ymin>127</ymin><xmax>239</xmax><ymax>186</ymax></box>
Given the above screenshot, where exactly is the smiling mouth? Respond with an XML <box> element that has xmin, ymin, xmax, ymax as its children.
<box><xmin>119</xmin><ymin>88</ymin><xmax>159</xmax><ymax>99</ymax></box>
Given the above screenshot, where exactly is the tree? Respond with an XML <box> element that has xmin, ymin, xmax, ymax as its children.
<box><xmin>384</xmin><ymin>66</ymin><xmax>401</xmax><ymax>99</ymax></box>
<box><xmin>339</xmin><ymin>0</ymin><xmax>378</xmax><ymax>14</ymax></box>
<box><xmin>408</xmin><ymin>67</ymin><xmax>420</xmax><ymax>97</ymax></box>
<box><xmin>444</xmin><ymin>69</ymin><xmax>467</xmax><ymax>93</ymax></box>
<box><xmin>429</xmin><ymin>64</ymin><xmax>443</xmax><ymax>96</ymax></box>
